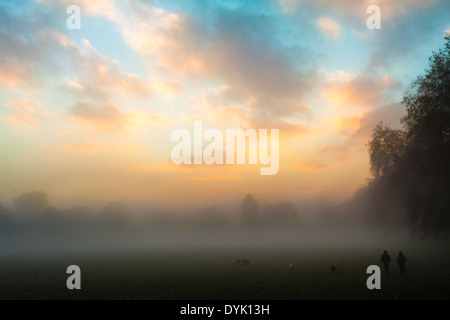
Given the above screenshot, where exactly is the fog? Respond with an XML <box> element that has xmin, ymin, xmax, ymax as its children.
<box><xmin>0</xmin><ymin>191</ymin><xmax>432</xmax><ymax>257</ymax></box>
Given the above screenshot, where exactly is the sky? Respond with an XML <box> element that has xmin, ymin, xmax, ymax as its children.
<box><xmin>0</xmin><ymin>0</ymin><xmax>449</xmax><ymax>209</ymax></box>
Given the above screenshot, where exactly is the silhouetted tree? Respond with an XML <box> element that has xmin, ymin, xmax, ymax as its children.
<box><xmin>240</xmin><ymin>194</ymin><xmax>259</xmax><ymax>227</ymax></box>
<box><xmin>14</xmin><ymin>191</ymin><xmax>50</xmax><ymax>218</ymax></box>
<box><xmin>368</xmin><ymin>122</ymin><xmax>406</xmax><ymax>178</ymax></box>
<box><xmin>363</xmin><ymin>36</ymin><xmax>450</xmax><ymax>236</ymax></box>
<box><xmin>399</xmin><ymin>35</ymin><xmax>450</xmax><ymax>236</ymax></box>
<box><xmin>402</xmin><ymin>35</ymin><xmax>450</xmax><ymax>144</ymax></box>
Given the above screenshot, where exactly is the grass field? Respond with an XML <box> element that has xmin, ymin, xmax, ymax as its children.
<box><xmin>1</xmin><ymin>245</ymin><xmax>449</xmax><ymax>300</ymax></box>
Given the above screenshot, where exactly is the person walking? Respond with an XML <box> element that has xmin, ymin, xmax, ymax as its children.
<box><xmin>397</xmin><ymin>251</ymin><xmax>406</xmax><ymax>275</ymax></box>
<box><xmin>380</xmin><ymin>250</ymin><xmax>391</xmax><ymax>275</ymax></box>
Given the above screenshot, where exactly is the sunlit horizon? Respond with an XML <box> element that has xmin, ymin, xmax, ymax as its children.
<box><xmin>1</xmin><ymin>0</ymin><xmax>449</xmax><ymax>209</ymax></box>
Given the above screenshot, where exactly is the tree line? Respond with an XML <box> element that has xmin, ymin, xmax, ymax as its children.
<box><xmin>360</xmin><ymin>35</ymin><xmax>450</xmax><ymax>238</ymax></box>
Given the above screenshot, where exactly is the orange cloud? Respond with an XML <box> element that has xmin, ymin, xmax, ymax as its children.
<box><xmin>326</xmin><ymin>108</ymin><xmax>373</xmax><ymax>134</ymax></box>
<box><xmin>5</xmin><ymin>98</ymin><xmax>50</xmax><ymax>128</ymax></box>
<box><xmin>70</xmin><ymin>101</ymin><xmax>130</xmax><ymax>132</ymax></box>
<box><xmin>323</xmin><ymin>72</ymin><xmax>400</xmax><ymax>108</ymax></box>
<box><xmin>329</xmin><ymin>116</ymin><xmax>362</xmax><ymax>133</ymax></box>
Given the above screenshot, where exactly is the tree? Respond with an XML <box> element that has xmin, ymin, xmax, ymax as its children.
<box><xmin>240</xmin><ymin>194</ymin><xmax>259</xmax><ymax>227</ymax></box>
<box><xmin>368</xmin><ymin>122</ymin><xmax>406</xmax><ymax>178</ymax></box>
<box><xmin>402</xmin><ymin>35</ymin><xmax>450</xmax><ymax>145</ymax></box>
<box><xmin>399</xmin><ymin>36</ymin><xmax>450</xmax><ymax>237</ymax></box>
<box><xmin>363</xmin><ymin>36</ymin><xmax>450</xmax><ymax>237</ymax></box>
<box><xmin>14</xmin><ymin>191</ymin><xmax>50</xmax><ymax>218</ymax></box>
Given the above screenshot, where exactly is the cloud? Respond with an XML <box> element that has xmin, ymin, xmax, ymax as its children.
<box><xmin>0</xmin><ymin>29</ymin><xmax>44</xmax><ymax>88</ymax></box>
<box><xmin>120</xmin><ymin>5</ymin><xmax>205</xmax><ymax>76</ymax></box>
<box><xmin>251</xmin><ymin>115</ymin><xmax>310</xmax><ymax>138</ymax></box>
<box><xmin>0</xmin><ymin>6</ymin><xmax>155</xmax><ymax>134</ymax></box>
<box><xmin>0</xmin><ymin>6</ymin><xmax>81</xmax><ymax>89</ymax></box>
<box><xmin>69</xmin><ymin>100</ymin><xmax>172</xmax><ymax>132</ymax></box>
<box><xmin>357</xmin><ymin>103</ymin><xmax>406</xmax><ymax>134</ymax></box>
<box><xmin>37</xmin><ymin>0</ymin><xmax>119</xmax><ymax>20</ymax></box>
<box><xmin>183</xmin><ymin>85</ymin><xmax>311</xmax><ymax>138</ymax></box>
<box><xmin>70</xmin><ymin>101</ymin><xmax>130</xmax><ymax>131</ymax></box>
<box><xmin>277</xmin><ymin>0</ymin><xmax>449</xmax><ymax>74</ymax></box>
<box><xmin>364</xmin><ymin>1</ymin><xmax>450</xmax><ymax>72</ymax></box>
<box><xmin>118</xmin><ymin>3</ymin><xmax>318</xmax><ymax>126</ymax></box>
<box><xmin>0</xmin><ymin>60</ymin><xmax>32</xmax><ymax>87</ymax></box>
<box><xmin>308</xmin><ymin>102</ymin><xmax>406</xmax><ymax>173</ymax></box>
<box><xmin>5</xmin><ymin>98</ymin><xmax>50</xmax><ymax>128</ymax></box>
<box><xmin>279</xmin><ymin>0</ymin><xmax>438</xmax><ymax>20</ymax></box>
<box><xmin>1</xmin><ymin>1</ymin><xmax>318</xmax><ymax>134</ymax></box>
<box><xmin>322</xmin><ymin>72</ymin><xmax>401</xmax><ymax>108</ymax></box>
<box><xmin>62</xmin><ymin>39</ymin><xmax>153</xmax><ymax>100</ymax></box>
<box><xmin>316</xmin><ymin>102</ymin><xmax>406</xmax><ymax>171</ymax></box>
<box><xmin>0</xmin><ymin>4</ymin><xmax>152</xmax><ymax>102</ymax></box>
<box><xmin>327</xmin><ymin>110</ymin><xmax>372</xmax><ymax>134</ymax></box>
<box><xmin>317</xmin><ymin>17</ymin><xmax>341</xmax><ymax>39</ymax></box>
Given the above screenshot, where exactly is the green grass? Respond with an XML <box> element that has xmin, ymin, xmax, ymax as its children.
<box><xmin>0</xmin><ymin>247</ymin><xmax>449</xmax><ymax>300</ymax></box>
